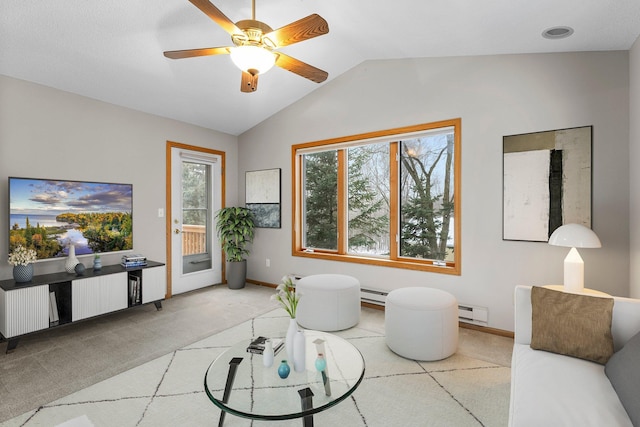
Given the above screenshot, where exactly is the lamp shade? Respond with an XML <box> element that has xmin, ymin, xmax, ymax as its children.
<box><xmin>230</xmin><ymin>46</ymin><xmax>276</xmax><ymax>75</ymax></box>
<box><xmin>548</xmin><ymin>223</ymin><xmax>601</xmax><ymax>248</ymax></box>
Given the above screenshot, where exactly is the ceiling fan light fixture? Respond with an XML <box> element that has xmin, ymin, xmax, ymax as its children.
<box><xmin>230</xmin><ymin>45</ymin><xmax>275</xmax><ymax>75</ymax></box>
<box><xmin>163</xmin><ymin>1</ymin><xmax>329</xmax><ymax>92</ymax></box>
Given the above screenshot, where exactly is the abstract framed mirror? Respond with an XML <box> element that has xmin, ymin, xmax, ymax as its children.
<box><xmin>503</xmin><ymin>126</ymin><xmax>592</xmax><ymax>242</ymax></box>
<box><xmin>246</xmin><ymin>168</ymin><xmax>281</xmax><ymax>228</ymax></box>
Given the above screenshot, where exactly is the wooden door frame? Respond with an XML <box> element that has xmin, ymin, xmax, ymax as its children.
<box><xmin>165</xmin><ymin>141</ymin><xmax>226</xmax><ymax>298</ymax></box>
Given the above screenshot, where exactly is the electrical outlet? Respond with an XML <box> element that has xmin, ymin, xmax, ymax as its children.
<box><xmin>158</xmin><ymin>208</ymin><xmax>164</xmax><ymax>218</ymax></box>
<box><xmin>266</xmin><ymin>258</ymin><xmax>270</xmax><ymax>267</ymax></box>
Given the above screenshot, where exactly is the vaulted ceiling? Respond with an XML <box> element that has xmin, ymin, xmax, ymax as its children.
<box><xmin>2</xmin><ymin>0</ymin><xmax>639</xmax><ymax>136</ymax></box>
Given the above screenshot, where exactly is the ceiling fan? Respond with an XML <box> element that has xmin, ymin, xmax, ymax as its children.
<box><xmin>164</xmin><ymin>0</ymin><xmax>329</xmax><ymax>92</ymax></box>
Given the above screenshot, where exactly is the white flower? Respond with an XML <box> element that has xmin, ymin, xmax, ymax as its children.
<box><xmin>273</xmin><ymin>276</ymin><xmax>300</xmax><ymax>318</ymax></box>
<box><xmin>8</xmin><ymin>245</ymin><xmax>37</xmax><ymax>266</ymax></box>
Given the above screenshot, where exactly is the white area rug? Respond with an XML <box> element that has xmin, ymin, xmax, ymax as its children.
<box><xmin>1</xmin><ymin>310</ymin><xmax>510</xmax><ymax>426</ymax></box>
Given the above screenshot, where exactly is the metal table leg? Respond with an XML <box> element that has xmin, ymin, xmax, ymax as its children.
<box><xmin>298</xmin><ymin>387</ymin><xmax>315</xmax><ymax>427</ymax></box>
<box><xmin>218</xmin><ymin>357</ymin><xmax>243</xmax><ymax>427</ymax></box>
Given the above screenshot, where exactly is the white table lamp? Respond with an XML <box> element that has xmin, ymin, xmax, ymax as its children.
<box><xmin>548</xmin><ymin>223</ymin><xmax>601</xmax><ymax>293</ymax></box>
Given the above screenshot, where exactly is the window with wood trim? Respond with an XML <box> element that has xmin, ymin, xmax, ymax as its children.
<box><xmin>293</xmin><ymin>118</ymin><xmax>461</xmax><ymax>275</ymax></box>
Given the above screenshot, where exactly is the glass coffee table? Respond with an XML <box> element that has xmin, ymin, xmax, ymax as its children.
<box><xmin>204</xmin><ymin>331</ymin><xmax>365</xmax><ymax>426</ymax></box>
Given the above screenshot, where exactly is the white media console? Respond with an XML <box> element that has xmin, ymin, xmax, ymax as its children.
<box><xmin>0</xmin><ymin>261</ymin><xmax>166</xmax><ymax>352</ymax></box>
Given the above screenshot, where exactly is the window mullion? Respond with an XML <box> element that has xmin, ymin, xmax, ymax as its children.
<box><xmin>337</xmin><ymin>149</ymin><xmax>347</xmax><ymax>254</ymax></box>
<box><xmin>389</xmin><ymin>142</ymin><xmax>399</xmax><ymax>260</ymax></box>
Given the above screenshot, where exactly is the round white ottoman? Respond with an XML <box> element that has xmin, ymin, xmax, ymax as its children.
<box><xmin>296</xmin><ymin>274</ymin><xmax>360</xmax><ymax>331</ymax></box>
<box><xmin>385</xmin><ymin>287</ymin><xmax>458</xmax><ymax>361</ymax></box>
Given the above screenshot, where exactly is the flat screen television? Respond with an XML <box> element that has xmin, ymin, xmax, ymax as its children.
<box><xmin>9</xmin><ymin>177</ymin><xmax>133</xmax><ymax>261</ymax></box>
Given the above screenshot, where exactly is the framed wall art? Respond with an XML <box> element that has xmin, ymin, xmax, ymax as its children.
<box><xmin>503</xmin><ymin>126</ymin><xmax>592</xmax><ymax>242</ymax></box>
<box><xmin>246</xmin><ymin>168</ymin><xmax>281</xmax><ymax>228</ymax></box>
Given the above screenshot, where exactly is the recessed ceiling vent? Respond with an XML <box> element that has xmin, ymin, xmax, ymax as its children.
<box><xmin>542</xmin><ymin>26</ymin><xmax>574</xmax><ymax>40</ymax></box>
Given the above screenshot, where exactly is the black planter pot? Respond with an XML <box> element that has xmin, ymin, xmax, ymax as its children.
<box><xmin>226</xmin><ymin>260</ymin><xmax>246</xmax><ymax>289</ymax></box>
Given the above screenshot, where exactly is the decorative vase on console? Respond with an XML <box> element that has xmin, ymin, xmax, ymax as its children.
<box><xmin>93</xmin><ymin>254</ymin><xmax>102</xmax><ymax>271</ymax></box>
<box><xmin>9</xmin><ymin>244</ymin><xmax>37</xmax><ymax>283</ymax></box>
<box><xmin>65</xmin><ymin>244</ymin><xmax>79</xmax><ymax>273</ymax></box>
<box><xmin>13</xmin><ymin>264</ymin><xmax>34</xmax><ymax>283</ymax></box>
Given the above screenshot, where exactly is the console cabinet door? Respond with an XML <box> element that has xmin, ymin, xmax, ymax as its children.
<box><xmin>142</xmin><ymin>266</ymin><xmax>166</xmax><ymax>304</ymax></box>
<box><xmin>72</xmin><ymin>272</ymin><xmax>127</xmax><ymax>321</ymax></box>
<box><xmin>0</xmin><ymin>285</ymin><xmax>49</xmax><ymax>338</ymax></box>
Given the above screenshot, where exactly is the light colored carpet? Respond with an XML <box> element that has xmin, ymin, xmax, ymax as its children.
<box><xmin>0</xmin><ymin>284</ymin><xmax>281</xmax><ymax>423</ymax></box>
<box><xmin>2</xmin><ymin>309</ymin><xmax>511</xmax><ymax>427</ymax></box>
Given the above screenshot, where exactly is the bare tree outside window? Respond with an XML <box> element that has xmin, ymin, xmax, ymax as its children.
<box><xmin>399</xmin><ymin>133</ymin><xmax>454</xmax><ymax>261</ymax></box>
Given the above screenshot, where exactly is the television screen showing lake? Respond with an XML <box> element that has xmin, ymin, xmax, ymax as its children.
<box><xmin>10</xmin><ymin>214</ymin><xmax>67</xmax><ymax>229</ymax></box>
<box><xmin>9</xmin><ymin>177</ymin><xmax>133</xmax><ymax>260</ymax></box>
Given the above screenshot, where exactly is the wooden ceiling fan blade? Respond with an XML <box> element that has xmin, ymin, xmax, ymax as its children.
<box><xmin>241</xmin><ymin>71</ymin><xmax>259</xmax><ymax>92</ymax></box>
<box><xmin>263</xmin><ymin>14</ymin><xmax>329</xmax><ymax>48</ymax></box>
<box><xmin>275</xmin><ymin>53</ymin><xmax>328</xmax><ymax>83</ymax></box>
<box><xmin>188</xmin><ymin>0</ymin><xmax>243</xmax><ymax>35</ymax></box>
<box><xmin>164</xmin><ymin>47</ymin><xmax>231</xmax><ymax>59</ymax></box>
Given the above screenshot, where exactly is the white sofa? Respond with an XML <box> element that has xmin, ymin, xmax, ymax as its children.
<box><xmin>509</xmin><ymin>285</ymin><xmax>640</xmax><ymax>426</ymax></box>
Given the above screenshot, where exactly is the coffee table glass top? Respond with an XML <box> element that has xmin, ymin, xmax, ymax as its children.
<box><xmin>204</xmin><ymin>330</ymin><xmax>365</xmax><ymax>421</ymax></box>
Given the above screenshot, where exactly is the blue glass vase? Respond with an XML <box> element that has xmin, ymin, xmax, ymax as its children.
<box><xmin>278</xmin><ymin>360</ymin><xmax>290</xmax><ymax>379</ymax></box>
<box><xmin>315</xmin><ymin>354</ymin><xmax>326</xmax><ymax>372</ymax></box>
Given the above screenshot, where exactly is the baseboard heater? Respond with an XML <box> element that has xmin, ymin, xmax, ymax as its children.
<box><xmin>360</xmin><ymin>287</ymin><xmax>388</xmax><ymax>306</ymax></box>
<box><xmin>458</xmin><ymin>304</ymin><xmax>489</xmax><ymax>326</ymax></box>
<box><xmin>360</xmin><ymin>288</ymin><xmax>488</xmax><ymax>326</ymax></box>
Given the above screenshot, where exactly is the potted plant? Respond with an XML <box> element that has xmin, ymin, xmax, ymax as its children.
<box><xmin>215</xmin><ymin>206</ymin><xmax>255</xmax><ymax>289</ymax></box>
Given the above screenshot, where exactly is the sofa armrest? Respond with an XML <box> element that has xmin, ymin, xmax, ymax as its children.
<box><xmin>611</xmin><ymin>295</ymin><xmax>640</xmax><ymax>351</ymax></box>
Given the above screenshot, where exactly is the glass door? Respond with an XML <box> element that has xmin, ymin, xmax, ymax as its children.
<box><xmin>170</xmin><ymin>147</ymin><xmax>222</xmax><ymax>295</ymax></box>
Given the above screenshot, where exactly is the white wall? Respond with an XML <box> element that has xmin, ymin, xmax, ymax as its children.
<box><xmin>238</xmin><ymin>51</ymin><xmax>630</xmax><ymax>331</ymax></box>
<box><xmin>630</xmin><ymin>36</ymin><xmax>640</xmax><ymax>298</ymax></box>
<box><xmin>0</xmin><ymin>75</ymin><xmax>238</xmax><ymax>279</ymax></box>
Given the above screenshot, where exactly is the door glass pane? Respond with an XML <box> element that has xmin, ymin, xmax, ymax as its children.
<box><xmin>302</xmin><ymin>151</ymin><xmax>338</xmax><ymax>250</ymax></box>
<box><xmin>347</xmin><ymin>144</ymin><xmax>390</xmax><ymax>256</ymax></box>
<box><xmin>182</xmin><ymin>161</ymin><xmax>211</xmax><ymax>273</ymax></box>
<box><xmin>399</xmin><ymin>130</ymin><xmax>455</xmax><ymax>262</ymax></box>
